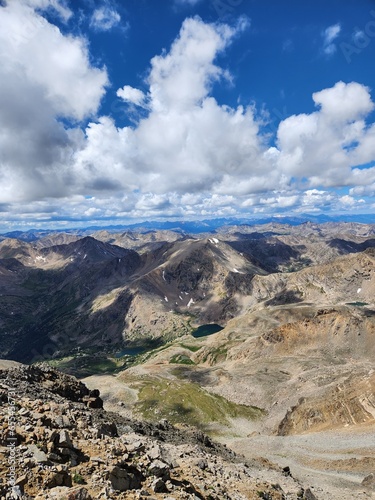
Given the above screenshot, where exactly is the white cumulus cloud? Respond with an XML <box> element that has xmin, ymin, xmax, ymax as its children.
<box><xmin>74</xmin><ymin>16</ymin><xmax>263</xmax><ymax>197</ymax></box>
<box><xmin>275</xmin><ymin>81</ymin><xmax>375</xmax><ymax>187</ymax></box>
<box><xmin>0</xmin><ymin>0</ymin><xmax>108</xmax><ymax>203</ymax></box>
<box><xmin>0</xmin><ymin>8</ymin><xmax>374</xmax><ymax>227</ymax></box>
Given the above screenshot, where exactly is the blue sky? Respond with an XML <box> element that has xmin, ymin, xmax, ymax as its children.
<box><xmin>1</xmin><ymin>0</ymin><xmax>375</xmax><ymax>230</ymax></box>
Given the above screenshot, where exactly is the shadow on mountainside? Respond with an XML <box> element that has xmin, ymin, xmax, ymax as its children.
<box><xmin>226</xmin><ymin>235</ymin><xmax>309</xmax><ymax>272</ymax></box>
<box><xmin>328</xmin><ymin>238</ymin><xmax>375</xmax><ymax>254</ymax></box>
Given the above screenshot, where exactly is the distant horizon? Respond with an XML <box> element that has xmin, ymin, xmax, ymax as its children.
<box><xmin>1</xmin><ymin>212</ymin><xmax>375</xmax><ymax>235</ymax></box>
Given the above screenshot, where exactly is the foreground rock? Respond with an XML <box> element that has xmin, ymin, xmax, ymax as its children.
<box><xmin>0</xmin><ymin>364</ymin><xmax>310</xmax><ymax>499</ymax></box>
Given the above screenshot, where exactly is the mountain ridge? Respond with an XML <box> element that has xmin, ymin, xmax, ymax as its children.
<box><xmin>1</xmin><ymin>223</ymin><xmax>375</xmax><ymax>364</ymax></box>
<box><xmin>2</xmin><ymin>214</ymin><xmax>375</xmax><ymax>239</ymax></box>
<box><xmin>1</xmin><ymin>223</ymin><xmax>375</xmax><ymax>498</ymax></box>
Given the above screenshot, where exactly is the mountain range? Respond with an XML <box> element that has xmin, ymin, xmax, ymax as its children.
<box><xmin>1</xmin><ymin>221</ymin><xmax>375</xmax><ymax>364</ymax></box>
<box><xmin>1</xmin><ymin>221</ymin><xmax>375</xmax><ymax>498</ymax></box>
<box><xmin>2</xmin><ymin>213</ymin><xmax>375</xmax><ymax>241</ymax></box>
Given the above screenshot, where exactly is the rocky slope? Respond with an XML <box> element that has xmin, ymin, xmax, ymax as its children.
<box><xmin>0</xmin><ymin>236</ymin><xmax>265</xmax><ymax>362</ymax></box>
<box><xmin>0</xmin><ymin>363</ymin><xmax>311</xmax><ymax>499</ymax></box>
<box><xmin>0</xmin><ymin>237</ymin><xmax>142</xmax><ymax>362</ymax></box>
<box><xmin>1</xmin><ymin>223</ymin><xmax>375</xmax><ymax>498</ymax></box>
<box><xmin>215</xmin><ymin>222</ymin><xmax>375</xmax><ymax>274</ymax></box>
<box><xmin>246</xmin><ymin>248</ymin><xmax>375</xmax><ymax>308</ymax></box>
<box><xmin>88</xmin><ymin>303</ymin><xmax>375</xmax><ymax>435</ymax></box>
<box><xmin>85</xmin><ymin>299</ymin><xmax>375</xmax><ymax>498</ymax></box>
<box><xmin>92</xmin><ymin>229</ymin><xmax>185</xmax><ymax>254</ymax></box>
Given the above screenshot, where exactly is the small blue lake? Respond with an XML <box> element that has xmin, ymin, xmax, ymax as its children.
<box><xmin>192</xmin><ymin>324</ymin><xmax>224</xmax><ymax>338</ymax></box>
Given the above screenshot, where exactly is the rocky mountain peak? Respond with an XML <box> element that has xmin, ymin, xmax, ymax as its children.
<box><xmin>0</xmin><ymin>363</ymin><xmax>309</xmax><ymax>499</ymax></box>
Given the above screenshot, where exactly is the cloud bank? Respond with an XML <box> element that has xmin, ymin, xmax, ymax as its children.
<box><xmin>0</xmin><ymin>1</ymin><xmax>374</xmax><ymax>228</ymax></box>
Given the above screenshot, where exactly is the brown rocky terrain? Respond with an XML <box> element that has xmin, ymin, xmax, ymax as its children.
<box><xmin>218</xmin><ymin>222</ymin><xmax>375</xmax><ymax>272</ymax></box>
<box><xmin>0</xmin><ymin>234</ymin><xmax>266</xmax><ymax>362</ymax></box>
<box><xmin>92</xmin><ymin>230</ymin><xmax>185</xmax><ymax>254</ymax></box>
<box><xmin>1</xmin><ymin>223</ymin><xmax>375</xmax><ymax>364</ymax></box>
<box><xmin>246</xmin><ymin>248</ymin><xmax>375</xmax><ymax>308</ymax></box>
<box><xmin>1</xmin><ymin>222</ymin><xmax>375</xmax><ymax>499</ymax></box>
<box><xmin>82</xmin><ymin>301</ymin><xmax>375</xmax><ymax>499</ymax></box>
<box><xmin>0</xmin><ymin>363</ymin><xmax>311</xmax><ymax>499</ymax></box>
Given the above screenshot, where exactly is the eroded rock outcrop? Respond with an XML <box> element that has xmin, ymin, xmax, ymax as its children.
<box><xmin>278</xmin><ymin>372</ymin><xmax>375</xmax><ymax>435</ymax></box>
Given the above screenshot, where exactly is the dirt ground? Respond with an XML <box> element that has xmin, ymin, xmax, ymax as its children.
<box><xmin>223</xmin><ymin>423</ymin><xmax>375</xmax><ymax>500</ymax></box>
<box><xmin>0</xmin><ymin>360</ymin><xmax>21</xmax><ymax>370</ymax></box>
<box><xmin>84</xmin><ymin>373</ymin><xmax>375</xmax><ymax>499</ymax></box>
